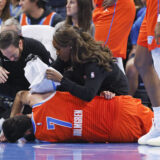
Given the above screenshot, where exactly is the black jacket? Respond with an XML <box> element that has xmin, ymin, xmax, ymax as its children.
<box><xmin>52</xmin><ymin>58</ymin><xmax>129</xmax><ymax>101</ymax></box>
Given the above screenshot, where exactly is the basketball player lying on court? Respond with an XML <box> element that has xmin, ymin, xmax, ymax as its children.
<box><xmin>0</xmin><ymin>91</ymin><xmax>153</xmax><ymax>143</ymax></box>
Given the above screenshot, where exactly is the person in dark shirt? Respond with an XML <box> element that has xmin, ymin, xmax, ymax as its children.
<box><xmin>0</xmin><ymin>30</ymin><xmax>52</xmax><ymax>98</ymax></box>
<box><xmin>16</xmin><ymin>0</ymin><xmax>63</xmax><ymax>27</ymax></box>
<box><xmin>47</xmin><ymin>25</ymin><xmax>129</xmax><ymax>102</ymax></box>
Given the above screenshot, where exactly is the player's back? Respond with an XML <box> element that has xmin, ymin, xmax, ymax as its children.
<box><xmin>32</xmin><ymin>92</ymin><xmax>153</xmax><ymax>142</ymax></box>
<box><xmin>32</xmin><ymin>92</ymin><xmax>119</xmax><ymax>142</ymax></box>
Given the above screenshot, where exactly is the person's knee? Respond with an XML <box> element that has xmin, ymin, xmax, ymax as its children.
<box><xmin>134</xmin><ymin>46</ymin><xmax>153</xmax><ymax>72</ymax></box>
<box><xmin>126</xmin><ymin>58</ymin><xmax>138</xmax><ymax>79</ymax></box>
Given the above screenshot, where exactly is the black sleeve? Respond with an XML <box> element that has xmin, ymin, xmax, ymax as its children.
<box><xmin>58</xmin><ymin>63</ymin><xmax>106</xmax><ymax>102</ymax></box>
<box><xmin>51</xmin><ymin>57</ymin><xmax>71</xmax><ymax>73</ymax></box>
<box><xmin>29</xmin><ymin>39</ymin><xmax>53</xmax><ymax>65</ymax></box>
<box><xmin>51</xmin><ymin>14</ymin><xmax>63</xmax><ymax>27</ymax></box>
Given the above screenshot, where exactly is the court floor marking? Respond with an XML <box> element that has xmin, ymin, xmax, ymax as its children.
<box><xmin>33</xmin><ymin>144</ymin><xmax>138</xmax><ymax>152</ymax></box>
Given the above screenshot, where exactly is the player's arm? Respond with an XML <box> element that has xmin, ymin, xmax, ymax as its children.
<box><xmin>10</xmin><ymin>91</ymin><xmax>54</xmax><ymax>117</ymax></box>
<box><xmin>10</xmin><ymin>91</ymin><xmax>31</xmax><ymax>118</ymax></box>
<box><xmin>102</xmin><ymin>0</ymin><xmax>117</xmax><ymax>9</ymax></box>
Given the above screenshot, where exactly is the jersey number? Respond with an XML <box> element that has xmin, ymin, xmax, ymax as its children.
<box><xmin>46</xmin><ymin>117</ymin><xmax>72</xmax><ymax>130</ymax></box>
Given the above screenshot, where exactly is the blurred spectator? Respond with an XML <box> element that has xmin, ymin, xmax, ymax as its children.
<box><xmin>10</xmin><ymin>0</ymin><xmax>22</xmax><ymax>17</ymax></box>
<box><xmin>55</xmin><ymin>0</ymin><xmax>94</xmax><ymax>36</ymax></box>
<box><xmin>16</xmin><ymin>0</ymin><xmax>63</xmax><ymax>27</ymax></box>
<box><xmin>0</xmin><ymin>0</ymin><xmax>10</xmax><ymax>25</ymax></box>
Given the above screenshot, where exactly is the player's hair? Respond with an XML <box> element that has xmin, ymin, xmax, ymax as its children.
<box><xmin>0</xmin><ymin>30</ymin><xmax>20</xmax><ymax>49</ymax></box>
<box><xmin>53</xmin><ymin>25</ymin><xmax>113</xmax><ymax>72</ymax></box>
<box><xmin>2</xmin><ymin>115</ymin><xmax>34</xmax><ymax>142</ymax></box>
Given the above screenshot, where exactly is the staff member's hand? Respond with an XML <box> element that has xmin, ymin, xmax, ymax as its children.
<box><xmin>0</xmin><ymin>66</ymin><xmax>9</xmax><ymax>83</ymax></box>
<box><xmin>100</xmin><ymin>91</ymin><xmax>115</xmax><ymax>99</ymax></box>
<box><xmin>102</xmin><ymin>0</ymin><xmax>117</xmax><ymax>9</ymax></box>
<box><xmin>46</xmin><ymin>67</ymin><xmax>63</xmax><ymax>82</ymax></box>
<box><xmin>0</xmin><ymin>132</ymin><xmax>7</xmax><ymax>142</ymax></box>
<box><xmin>155</xmin><ymin>22</ymin><xmax>160</xmax><ymax>44</ymax></box>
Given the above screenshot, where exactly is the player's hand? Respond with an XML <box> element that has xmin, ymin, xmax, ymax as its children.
<box><xmin>155</xmin><ymin>22</ymin><xmax>160</xmax><ymax>44</ymax></box>
<box><xmin>102</xmin><ymin>0</ymin><xmax>117</xmax><ymax>9</ymax></box>
<box><xmin>100</xmin><ymin>91</ymin><xmax>115</xmax><ymax>99</ymax></box>
<box><xmin>46</xmin><ymin>67</ymin><xmax>63</xmax><ymax>82</ymax></box>
<box><xmin>0</xmin><ymin>66</ymin><xmax>9</xmax><ymax>83</ymax></box>
<box><xmin>0</xmin><ymin>133</ymin><xmax>7</xmax><ymax>142</ymax></box>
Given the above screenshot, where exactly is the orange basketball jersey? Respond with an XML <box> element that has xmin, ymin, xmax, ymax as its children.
<box><xmin>32</xmin><ymin>92</ymin><xmax>153</xmax><ymax>143</ymax></box>
<box><xmin>92</xmin><ymin>0</ymin><xmax>135</xmax><ymax>59</ymax></box>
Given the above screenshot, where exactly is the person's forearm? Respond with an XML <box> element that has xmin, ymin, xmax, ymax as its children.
<box><xmin>59</xmin><ymin>77</ymin><xmax>100</xmax><ymax>102</ymax></box>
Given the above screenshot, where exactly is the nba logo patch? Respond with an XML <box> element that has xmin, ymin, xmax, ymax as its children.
<box><xmin>91</xmin><ymin>72</ymin><xmax>95</xmax><ymax>78</ymax></box>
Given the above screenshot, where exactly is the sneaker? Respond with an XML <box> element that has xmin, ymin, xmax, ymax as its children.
<box><xmin>138</xmin><ymin>119</ymin><xmax>160</xmax><ymax>145</ymax></box>
<box><xmin>147</xmin><ymin>136</ymin><xmax>160</xmax><ymax>146</ymax></box>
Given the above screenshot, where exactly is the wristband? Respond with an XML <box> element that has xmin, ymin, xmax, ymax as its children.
<box><xmin>157</xmin><ymin>14</ymin><xmax>160</xmax><ymax>22</ymax></box>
